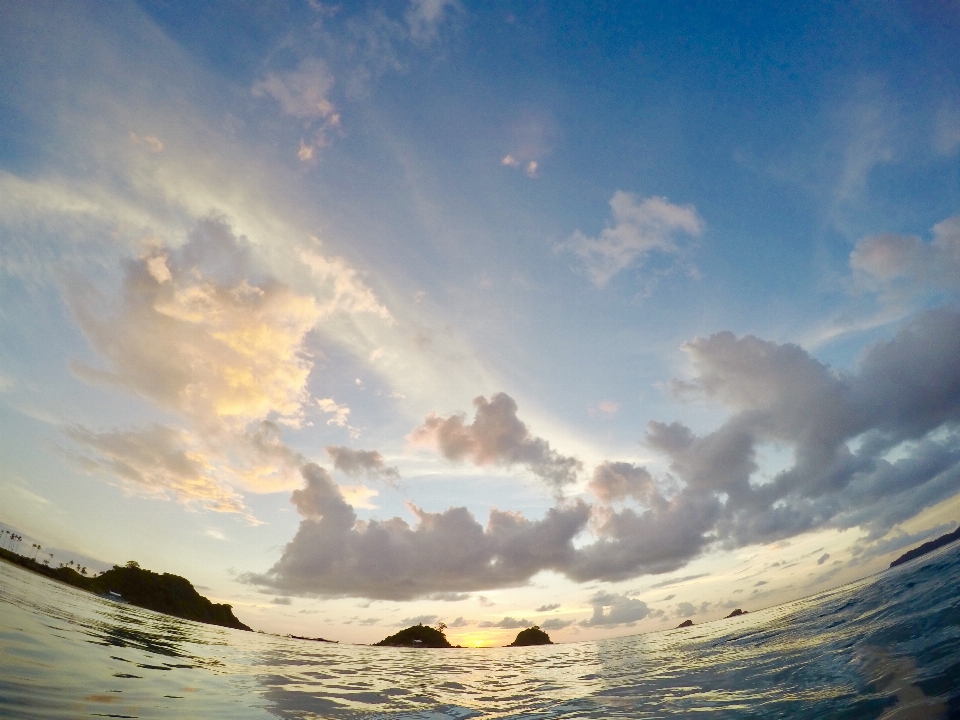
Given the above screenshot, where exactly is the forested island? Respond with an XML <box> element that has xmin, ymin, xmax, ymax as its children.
<box><xmin>375</xmin><ymin>622</ymin><xmax>553</xmax><ymax>648</ymax></box>
<box><xmin>0</xmin><ymin>547</ymin><xmax>250</xmax><ymax>631</ymax></box>
<box><xmin>890</xmin><ymin>524</ymin><xmax>960</xmax><ymax>568</ymax></box>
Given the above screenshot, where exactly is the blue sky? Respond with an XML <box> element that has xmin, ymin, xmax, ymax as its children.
<box><xmin>1</xmin><ymin>0</ymin><xmax>960</xmax><ymax>645</ymax></box>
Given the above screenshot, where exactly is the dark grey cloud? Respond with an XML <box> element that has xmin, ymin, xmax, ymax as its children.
<box><xmin>540</xmin><ymin>618</ymin><xmax>575</xmax><ymax>631</ymax></box>
<box><xmin>325</xmin><ymin>446</ymin><xmax>400</xmax><ymax>485</ymax></box>
<box><xmin>410</xmin><ymin>392</ymin><xmax>583</xmax><ymax>494</ymax></box>
<box><xmin>448</xmin><ymin>616</ymin><xmax>471</xmax><ymax>628</ymax></box>
<box><xmin>655</xmin><ymin>306</ymin><xmax>960</xmax><ymax>550</ymax></box>
<box><xmin>477</xmin><ymin>617</ymin><xmax>532</xmax><ymax>629</ymax></box>
<box><xmin>581</xmin><ymin>592</ymin><xmax>650</xmax><ymax>626</ymax></box>
<box><xmin>536</xmin><ymin>603</ymin><xmax>560</xmax><ymax>612</ymax></box>
<box><xmin>400</xmin><ymin>614</ymin><xmax>437</xmax><ymax>626</ymax></box>
<box><xmin>247</xmin><ymin>463</ymin><xmax>591</xmax><ymax>600</ymax></box>
<box><xmin>817</xmin><ymin>553</ymin><xmax>830</xmax><ymax>565</ymax></box>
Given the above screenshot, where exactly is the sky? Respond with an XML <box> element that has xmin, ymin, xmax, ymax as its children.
<box><xmin>1</xmin><ymin>0</ymin><xmax>960</xmax><ymax>647</ymax></box>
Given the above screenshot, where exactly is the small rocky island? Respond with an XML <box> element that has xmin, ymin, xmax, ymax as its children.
<box><xmin>509</xmin><ymin>626</ymin><xmax>552</xmax><ymax>646</ymax></box>
<box><xmin>676</xmin><ymin>619</ymin><xmax>694</xmax><ymax>628</ymax></box>
<box><xmin>375</xmin><ymin>623</ymin><xmax>454</xmax><ymax>648</ymax></box>
<box><xmin>890</xmin><ymin>524</ymin><xmax>960</xmax><ymax>568</ymax></box>
<box><xmin>725</xmin><ymin>609</ymin><xmax>747</xmax><ymax>618</ymax></box>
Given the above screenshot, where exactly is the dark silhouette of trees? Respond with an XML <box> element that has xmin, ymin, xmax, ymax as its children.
<box><xmin>508</xmin><ymin>626</ymin><xmax>553</xmax><ymax>646</ymax></box>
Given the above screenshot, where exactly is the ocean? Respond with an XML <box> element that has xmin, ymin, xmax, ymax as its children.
<box><xmin>2</xmin><ymin>544</ymin><xmax>959</xmax><ymax>719</ymax></box>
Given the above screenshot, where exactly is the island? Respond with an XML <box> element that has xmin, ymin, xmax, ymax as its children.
<box><xmin>676</xmin><ymin>619</ymin><xmax>694</xmax><ymax>628</ymax></box>
<box><xmin>509</xmin><ymin>626</ymin><xmax>552</xmax><ymax>646</ymax></box>
<box><xmin>375</xmin><ymin>623</ymin><xmax>454</xmax><ymax>648</ymax></box>
<box><xmin>725</xmin><ymin>608</ymin><xmax>747</xmax><ymax>618</ymax></box>
<box><xmin>890</xmin><ymin>524</ymin><xmax>960</xmax><ymax>568</ymax></box>
<box><xmin>0</xmin><ymin>548</ymin><xmax>250</xmax><ymax>631</ymax></box>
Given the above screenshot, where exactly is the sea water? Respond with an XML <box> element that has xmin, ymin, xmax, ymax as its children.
<box><xmin>2</xmin><ymin>545</ymin><xmax>960</xmax><ymax>719</ymax></box>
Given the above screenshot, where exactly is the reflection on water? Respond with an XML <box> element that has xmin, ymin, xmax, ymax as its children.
<box><xmin>2</xmin><ymin>545</ymin><xmax>960</xmax><ymax>719</ymax></box>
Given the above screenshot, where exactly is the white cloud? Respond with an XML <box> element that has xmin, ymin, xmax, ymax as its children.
<box><xmin>851</xmin><ymin>215</ymin><xmax>960</xmax><ymax>293</ymax></box>
<box><xmin>565</xmin><ymin>192</ymin><xmax>704</xmax><ymax>288</ymax></box>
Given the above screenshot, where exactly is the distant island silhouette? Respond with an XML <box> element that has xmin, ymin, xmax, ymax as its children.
<box><xmin>508</xmin><ymin>625</ymin><xmax>552</xmax><ymax>646</ymax></box>
<box><xmin>375</xmin><ymin>623</ymin><xmax>454</xmax><ymax>647</ymax></box>
<box><xmin>890</xmin><ymin>524</ymin><xmax>960</xmax><ymax>568</ymax></box>
<box><xmin>0</xmin><ymin>547</ymin><xmax>249</xmax><ymax>631</ymax></box>
<box><xmin>676</xmin><ymin>619</ymin><xmax>694</xmax><ymax>628</ymax></box>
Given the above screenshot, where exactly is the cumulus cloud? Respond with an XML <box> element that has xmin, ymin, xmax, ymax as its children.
<box><xmin>540</xmin><ymin>618</ymin><xmax>575</xmax><ymax>631</ymax></box>
<box><xmin>851</xmin><ymin>215</ymin><xmax>960</xmax><ymax>292</ymax></box>
<box><xmin>448</xmin><ymin>616</ymin><xmax>471</xmax><ymax>627</ymax></box>
<box><xmin>581</xmin><ymin>592</ymin><xmax>650</xmax><ymax>626</ymax></box>
<box><xmin>565</xmin><ymin>192</ymin><xmax>704</xmax><ymax>288</ymax></box>
<box><xmin>247</xmin><ymin>463</ymin><xmax>591</xmax><ymax>600</ymax></box>
<box><xmin>252</xmin><ymin>307</ymin><xmax>960</xmax><ymax>599</ymax></box>
<box><xmin>817</xmin><ymin>553</ymin><xmax>830</xmax><ymax>565</ymax></box>
<box><xmin>588</xmin><ymin>462</ymin><xmax>658</xmax><ymax>505</ymax></box>
<box><xmin>252</xmin><ymin>58</ymin><xmax>341</xmax><ymax>161</ymax></box>
<box><xmin>477</xmin><ymin>616</ymin><xmax>532</xmax><ymax>629</ymax></box>
<box><xmin>325</xmin><ymin>446</ymin><xmax>400</xmax><ymax>484</ymax></box>
<box><xmin>536</xmin><ymin>603</ymin><xmax>560</xmax><ymax>612</ymax></box>
<box><xmin>654</xmin><ymin>306</ymin><xmax>960</xmax><ymax>549</ymax></box>
<box><xmin>410</xmin><ymin>392</ymin><xmax>582</xmax><ymax>494</ymax></box>
<box><xmin>63</xmin><ymin>220</ymin><xmax>343</xmax><ymax>511</ymax></box>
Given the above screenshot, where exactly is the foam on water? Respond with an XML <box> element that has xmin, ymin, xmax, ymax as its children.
<box><xmin>2</xmin><ymin>544</ymin><xmax>960</xmax><ymax>719</ymax></box>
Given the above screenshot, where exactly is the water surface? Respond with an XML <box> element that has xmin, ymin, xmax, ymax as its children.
<box><xmin>3</xmin><ymin>545</ymin><xmax>960</xmax><ymax>719</ymax></box>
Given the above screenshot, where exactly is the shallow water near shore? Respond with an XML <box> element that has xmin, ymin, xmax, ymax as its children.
<box><xmin>3</xmin><ymin>546</ymin><xmax>960</xmax><ymax>719</ymax></box>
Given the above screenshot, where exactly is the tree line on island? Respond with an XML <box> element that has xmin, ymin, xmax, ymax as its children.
<box><xmin>0</xmin><ymin>541</ymin><xmax>250</xmax><ymax>631</ymax></box>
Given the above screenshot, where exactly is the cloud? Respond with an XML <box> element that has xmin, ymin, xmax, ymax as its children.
<box><xmin>477</xmin><ymin>616</ymin><xmax>533</xmax><ymax>629</ymax></box>
<box><xmin>405</xmin><ymin>0</ymin><xmax>456</xmax><ymax>42</ymax></box>
<box><xmin>317</xmin><ymin>399</ymin><xmax>351</xmax><ymax>428</ymax></box>
<box><xmin>581</xmin><ymin>592</ymin><xmax>650</xmax><ymax>626</ymax></box>
<box><xmin>539</xmin><ymin>618</ymin><xmax>574</xmax><ymax>631</ymax></box>
<box><xmin>299</xmin><ymin>247</ymin><xmax>393</xmax><ymax>321</ymax></box>
<box><xmin>851</xmin><ymin>215</ymin><xmax>960</xmax><ymax>293</ymax></box>
<box><xmin>410</xmin><ymin>392</ymin><xmax>583</xmax><ymax>494</ymax></box>
<box><xmin>448</xmin><ymin>616</ymin><xmax>471</xmax><ymax>627</ymax></box>
<box><xmin>565</xmin><ymin>192</ymin><xmax>704</xmax><ymax>288</ymax></box>
<box><xmin>68</xmin><ymin>220</ymin><xmax>320</xmax><ymax>429</ymax></box>
<box><xmin>271</xmin><ymin>596</ymin><xmax>292</xmax><ymax>605</ymax></box>
<box><xmin>535</xmin><ymin>603</ymin><xmax>560</xmax><ymax>612</ymax></box>
<box><xmin>817</xmin><ymin>553</ymin><xmax>830</xmax><ymax>565</ymax></box>
<box><xmin>65</xmin><ymin>424</ymin><xmax>251</xmax><ymax>516</ymax></box>
<box><xmin>400</xmin><ymin>614</ymin><xmax>438</xmax><ymax>626</ymax></box>
<box><xmin>64</xmin><ymin>219</ymin><xmax>329</xmax><ymax>510</ymax></box>
<box><xmin>325</xmin><ymin>446</ymin><xmax>400</xmax><ymax>484</ymax></box>
<box><xmin>588</xmin><ymin>462</ymin><xmax>658</xmax><ymax>505</ymax></box>
<box><xmin>246</xmin><ymin>463</ymin><xmax>591</xmax><ymax>600</ymax></box>
<box><xmin>129</xmin><ymin>132</ymin><xmax>164</xmax><ymax>153</ymax></box>
<box><xmin>252</xmin><ymin>58</ymin><xmax>341</xmax><ymax>161</ymax></box>
<box><xmin>652</xmin><ymin>306</ymin><xmax>960</xmax><ymax>549</ymax></box>
<box><xmin>675</xmin><ymin>601</ymin><xmax>696</xmax><ymax>618</ymax></box>
<box><xmin>254</xmin><ymin>307</ymin><xmax>960</xmax><ymax>599</ymax></box>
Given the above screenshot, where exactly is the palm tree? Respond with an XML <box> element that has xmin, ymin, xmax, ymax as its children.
<box><xmin>32</xmin><ymin>543</ymin><xmax>41</xmax><ymax>561</ymax></box>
